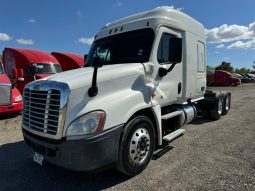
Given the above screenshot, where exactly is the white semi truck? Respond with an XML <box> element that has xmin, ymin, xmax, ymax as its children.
<box><xmin>22</xmin><ymin>7</ymin><xmax>231</xmax><ymax>176</ymax></box>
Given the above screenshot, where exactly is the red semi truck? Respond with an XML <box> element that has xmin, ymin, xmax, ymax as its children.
<box><xmin>3</xmin><ymin>48</ymin><xmax>62</xmax><ymax>93</ymax></box>
<box><xmin>0</xmin><ymin>57</ymin><xmax>23</xmax><ymax>115</ymax></box>
<box><xmin>207</xmin><ymin>70</ymin><xmax>241</xmax><ymax>86</ymax></box>
<box><xmin>51</xmin><ymin>52</ymin><xmax>84</xmax><ymax>71</ymax></box>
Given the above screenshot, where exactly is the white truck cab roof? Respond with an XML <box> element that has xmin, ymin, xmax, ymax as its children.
<box><xmin>96</xmin><ymin>6</ymin><xmax>205</xmax><ymax>41</ymax></box>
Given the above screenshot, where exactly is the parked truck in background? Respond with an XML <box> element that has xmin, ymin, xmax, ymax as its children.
<box><xmin>0</xmin><ymin>57</ymin><xmax>22</xmax><ymax>115</ymax></box>
<box><xmin>51</xmin><ymin>52</ymin><xmax>84</xmax><ymax>71</ymax></box>
<box><xmin>21</xmin><ymin>7</ymin><xmax>232</xmax><ymax>176</ymax></box>
<box><xmin>207</xmin><ymin>69</ymin><xmax>241</xmax><ymax>86</ymax></box>
<box><xmin>3</xmin><ymin>48</ymin><xmax>62</xmax><ymax>93</ymax></box>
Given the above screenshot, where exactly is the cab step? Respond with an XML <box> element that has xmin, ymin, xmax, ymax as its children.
<box><xmin>161</xmin><ymin>110</ymin><xmax>183</xmax><ymax>120</ymax></box>
<box><xmin>163</xmin><ymin>128</ymin><xmax>185</xmax><ymax>142</ymax></box>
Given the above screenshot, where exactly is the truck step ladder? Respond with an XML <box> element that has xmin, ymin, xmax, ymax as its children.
<box><xmin>161</xmin><ymin>110</ymin><xmax>183</xmax><ymax>120</ymax></box>
<box><xmin>163</xmin><ymin>129</ymin><xmax>185</xmax><ymax>142</ymax></box>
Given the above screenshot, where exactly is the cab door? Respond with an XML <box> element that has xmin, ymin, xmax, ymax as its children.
<box><xmin>151</xmin><ymin>27</ymin><xmax>184</xmax><ymax>106</ymax></box>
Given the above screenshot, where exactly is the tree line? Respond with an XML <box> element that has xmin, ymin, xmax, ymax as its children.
<box><xmin>208</xmin><ymin>61</ymin><xmax>255</xmax><ymax>74</ymax></box>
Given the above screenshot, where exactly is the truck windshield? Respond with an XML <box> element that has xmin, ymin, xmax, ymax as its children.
<box><xmin>0</xmin><ymin>63</ymin><xmax>4</xmax><ymax>74</ymax></box>
<box><xmin>33</xmin><ymin>63</ymin><xmax>62</xmax><ymax>74</ymax></box>
<box><xmin>85</xmin><ymin>28</ymin><xmax>154</xmax><ymax>66</ymax></box>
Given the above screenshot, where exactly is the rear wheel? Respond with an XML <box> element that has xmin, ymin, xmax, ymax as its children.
<box><xmin>222</xmin><ymin>91</ymin><xmax>231</xmax><ymax>115</ymax></box>
<box><xmin>209</xmin><ymin>92</ymin><xmax>224</xmax><ymax>120</ymax></box>
<box><xmin>117</xmin><ymin>116</ymin><xmax>155</xmax><ymax>176</ymax></box>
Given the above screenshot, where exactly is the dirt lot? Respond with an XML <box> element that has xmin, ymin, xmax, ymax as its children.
<box><xmin>0</xmin><ymin>85</ymin><xmax>254</xmax><ymax>191</ymax></box>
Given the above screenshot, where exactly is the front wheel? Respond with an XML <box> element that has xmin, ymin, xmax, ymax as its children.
<box><xmin>230</xmin><ymin>82</ymin><xmax>235</xmax><ymax>86</ymax></box>
<box><xmin>117</xmin><ymin>116</ymin><xmax>155</xmax><ymax>176</ymax></box>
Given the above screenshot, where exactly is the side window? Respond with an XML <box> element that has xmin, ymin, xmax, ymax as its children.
<box><xmin>97</xmin><ymin>47</ymin><xmax>111</xmax><ymax>62</ymax></box>
<box><xmin>157</xmin><ymin>33</ymin><xmax>177</xmax><ymax>63</ymax></box>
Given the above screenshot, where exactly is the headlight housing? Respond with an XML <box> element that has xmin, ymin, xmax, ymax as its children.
<box><xmin>15</xmin><ymin>95</ymin><xmax>22</xmax><ymax>102</ymax></box>
<box><xmin>66</xmin><ymin>111</ymin><xmax>106</xmax><ymax>137</ymax></box>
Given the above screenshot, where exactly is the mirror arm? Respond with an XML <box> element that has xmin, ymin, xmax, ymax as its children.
<box><xmin>158</xmin><ymin>63</ymin><xmax>177</xmax><ymax>77</ymax></box>
<box><xmin>88</xmin><ymin>67</ymin><xmax>98</xmax><ymax>97</ymax></box>
<box><xmin>167</xmin><ymin>63</ymin><xmax>176</xmax><ymax>73</ymax></box>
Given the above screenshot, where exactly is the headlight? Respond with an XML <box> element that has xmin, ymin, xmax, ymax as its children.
<box><xmin>15</xmin><ymin>95</ymin><xmax>22</xmax><ymax>102</ymax></box>
<box><xmin>66</xmin><ymin>111</ymin><xmax>106</xmax><ymax>137</ymax></box>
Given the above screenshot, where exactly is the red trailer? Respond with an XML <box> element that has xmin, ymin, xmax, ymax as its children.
<box><xmin>51</xmin><ymin>52</ymin><xmax>84</xmax><ymax>71</ymax></box>
<box><xmin>0</xmin><ymin>57</ymin><xmax>23</xmax><ymax>115</ymax></box>
<box><xmin>3</xmin><ymin>48</ymin><xmax>62</xmax><ymax>93</ymax></box>
<box><xmin>207</xmin><ymin>70</ymin><xmax>241</xmax><ymax>86</ymax></box>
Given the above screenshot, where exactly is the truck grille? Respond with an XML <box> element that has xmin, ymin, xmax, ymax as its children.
<box><xmin>23</xmin><ymin>89</ymin><xmax>61</xmax><ymax>135</ymax></box>
<box><xmin>0</xmin><ymin>85</ymin><xmax>12</xmax><ymax>105</ymax></box>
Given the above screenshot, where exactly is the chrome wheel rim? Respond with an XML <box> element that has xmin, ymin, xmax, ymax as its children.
<box><xmin>129</xmin><ymin>127</ymin><xmax>150</xmax><ymax>165</ymax></box>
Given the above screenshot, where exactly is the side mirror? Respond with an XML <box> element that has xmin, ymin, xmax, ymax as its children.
<box><xmin>17</xmin><ymin>69</ymin><xmax>24</xmax><ymax>81</ymax></box>
<box><xmin>30</xmin><ymin>64</ymin><xmax>36</xmax><ymax>75</ymax></box>
<box><xmin>84</xmin><ymin>54</ymin><xmax>88</xmax><ymax>67</ymax></box>
<box><xmin>84</xmin><ymin>54</ymin><xmax>88</xmax><ymax>62</ymax></box>
<box><xmin>168</xmin><ymin>37</ymin><xmax>182</xmax><ymax>63</ymax></box>
<box><xmin>12</xmin><ymin>69</ymin><xmax>18</xmax><ymax>79</ymax></box>
<box><xmin>92</xmin><ymin>56</ymin><xmax>103</xmax><ymax>68</ymax></box>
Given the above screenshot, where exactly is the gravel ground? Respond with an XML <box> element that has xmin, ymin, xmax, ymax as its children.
<box><xmin>0</xmin><ymin>85</ymin><xmax>254</xmax><ymax>191</ymax></box>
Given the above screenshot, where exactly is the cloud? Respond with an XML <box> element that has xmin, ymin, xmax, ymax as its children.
<box><xmin>16</xmin><ymin>38</ymin><xmax>34</xmax><ymax>45</ymax></box>
<box><xmin>28</xmin><ymin>19</ymin><xmax>36</xmax><ymax>23</ymax></box>
<box><xmin>206</xmin><ymin>22</ymin><xmax>255</xmax><ymax>44</ymax></box>
<box><xmin>0</xmin><ymin>32</ymin><xmax>12</xmax><ymax>41</ymax></box>
<box><xmin>112</xmin><ymin>0</ymin><xmax>123</xmax><ymax>7</ymax></box>
<box><xmin>227</xmin><ymin>39</ymin><xmax>255</xmax><ymax>49</ymax></box>
<box><xmin>215</xmin><ymin>44</ymin><xmax>225</xmax><ymax>48</ymax></box>
<box><xmin>249</xmin><ymin>22</ymin><xmax>255</xmax><ymax>32</ymax></box>
<box><xmin>77</xmin><ymin>37</ymin><xmax>94</xmax><ymax>45</ymax></box>
<box><xmin>157</xmin><ymin>6</ymin><xmax>184</xmax><ymax>11</ymax></box>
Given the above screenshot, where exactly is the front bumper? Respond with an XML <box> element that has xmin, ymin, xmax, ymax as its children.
<box><xmin>22</xmin><ymin>124</ymin><xmax>123</xmax><ymax>171</ymax></box>
<box><xmin>0</xmin><ymin>101</ymin><xmax>23</xmax><ymax>114</ymax></box>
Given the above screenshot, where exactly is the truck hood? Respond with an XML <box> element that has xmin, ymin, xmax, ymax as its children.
<box><xmin>0</xmin><ymin>74</ymin><xmax>11</xmax><ymax>84</ymax></box>
<box><xmin>43</xmin><ymin>63</ymin><xmax>149</xmax><ymax>130</ymax></box>
<box><xmin>44</xmin><ymin>63</ymin><xmax>145</xmax><ymax>91</ymax></box>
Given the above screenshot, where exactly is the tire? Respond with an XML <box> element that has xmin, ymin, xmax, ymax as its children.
<box><xmin>117</xmin><ymin>116</ymin><xmax>155</xmax><ymax>176</ymax></box>
<box><xmin>222</xmin><ymin>91</ymin><xmax>231</xmax><ymax>115</ymax></box>
<box><xmin>209</xmin><ymin>92</ymin><xmax>224</xmax><ymax>120</ymax></box>
<box><xmin>230</xmin><ymin>82</ymin><xmax>235</xmax><ymax>86</ymax></box>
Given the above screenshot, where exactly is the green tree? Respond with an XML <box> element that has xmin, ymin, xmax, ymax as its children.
<box><xmin>215</xmin><ymin>61</ymin><xmax>234</xmax><ymax>73</ymax></box>
<box><xmin>235</xmin><ymin>67</ymin><xmax>251</xmax><ymax>74</ymax></box>
<box><xmin>207</xmin><ymin>65</ymin><xmax>215</xmax><ymax>70</ymax></box>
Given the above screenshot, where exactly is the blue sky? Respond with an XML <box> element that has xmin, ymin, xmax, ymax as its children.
<box><xmin>0</xmin><ymin>0</ymin><xmax>254</xmax><ymax>69</ymax></box>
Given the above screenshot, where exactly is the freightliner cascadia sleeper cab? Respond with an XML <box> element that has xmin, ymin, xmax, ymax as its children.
<box><xmin>3</xmin><ymin>48</ymin><xmax>62</xmax><ymax>93</ymax></box>
<box><xmin>22</xmin><ymin>7</ymin><xmax>231</xmax><ymax>176</ymax></box>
